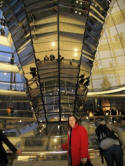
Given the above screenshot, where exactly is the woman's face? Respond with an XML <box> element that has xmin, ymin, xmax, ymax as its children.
<box><xmin>69</xmin><ymin>116</ymin><xmax>76</xmax><ymax>128</ymax></box>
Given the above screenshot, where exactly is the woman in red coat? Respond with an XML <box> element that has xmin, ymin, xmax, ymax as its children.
<box><xmin>61</xmin><ymin>115</ymin><xmax>89</xmax><ymax>166</ymax></box>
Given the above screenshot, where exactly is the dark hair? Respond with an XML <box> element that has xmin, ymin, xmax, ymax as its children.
<box><xmin>68</xmin><ymin>114</ymin><xmax>79</xmax><ymax>128</ymax></box>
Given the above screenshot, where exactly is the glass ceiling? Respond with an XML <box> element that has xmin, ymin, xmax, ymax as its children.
<box><xmin>1</xmin><ymin>0</ymin><xmax>125</xmax><ymax>124</ymax></box>
<box><xmin>1</xmin><ymin>0</ymin><xmax>125</xmax><ymax>93</ymax></box>
<box><xmin>89</xmin><ymin>0</ymin><xmax>125</xmax><ymax>91</ymax></box>
<box><xmin>0</xmin><ymin>12</ymin><xmax>25</xmax><ymax>91</ymax></box>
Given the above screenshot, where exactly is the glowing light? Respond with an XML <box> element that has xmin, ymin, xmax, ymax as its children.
<box><xmin>4</xmin><ymin>73</ymin><xmax>7</xmax><ymax>75</ymax></box>
<box><xmin>106</xmin><ymin>112</ymin><xmax>109</xmax><ymax>116</ymax></box>
<box><xmin>89</xmin><ymin>112</ymin><xmax>94</xmax><ymax>118</ymax></box>
<box><xmin>54</xmin><ymin>138</ymin><xmax>57</xmax><ymax>143</ymax></box>
<box><xmin>74</xmin><ymin>48</ymin><xmax>78</xmax><ymax>52</ymax></box>
<box><xmin>74</xmin><ymin>53</ymin><xmax>78</xmax><ymax>57</ymax></box>
<box><xmin>51</xmin><ymin>42</ymin><xmax>56</xmax><ymax>47</ymax></box>
<box><xmin>86</xmin><ymin>116</ymin><xmax>89</xmax><ymax>120</ymax></box>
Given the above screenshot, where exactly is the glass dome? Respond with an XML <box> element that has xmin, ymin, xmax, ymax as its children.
<box><xmin>89</xmin><ymin>0</ymin><xmax>125</xmax><ymax>92</ymax></box>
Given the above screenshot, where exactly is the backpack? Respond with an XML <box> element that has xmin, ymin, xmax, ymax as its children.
<box><xmin>95</xmin><ymin>124</ymin><xmax>118</xmax><ymax>143</ymax></box>
<box><xmin>95</xmin><ymin>124</ymin><xmax>123</xmax><ymax>164</ymax></box>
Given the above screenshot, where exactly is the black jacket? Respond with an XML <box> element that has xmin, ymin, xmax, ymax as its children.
<box><xmin>0</xmin><ymin>130</ymin><xmax>17</xmax><ymax>163</ymax></box>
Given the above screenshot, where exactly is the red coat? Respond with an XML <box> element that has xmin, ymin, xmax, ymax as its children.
<box><xmin>62</xmin><ymin>124</ymin><xmax>89</xmax><ymax>166</ymax></box>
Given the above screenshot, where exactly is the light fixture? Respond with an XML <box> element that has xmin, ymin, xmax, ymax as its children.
<box><xmin>74</xmin><ymin>53</ymin><xmax>78</xmax><ymax>57</ymax></box>
<box><xmin>4</xmin><ymin>73</ymin><xmax>7</xmax><ymax>75</ymax></box>
<box><xmin>51</xmin><ymin>42</ymin><xmax>56</xmax><ymax>47</ymax></box>
<box><xmin>75</xmin><ymin>11</ymin><xmax>78</xmax><ymax>14</ymax></box>
<box><xmin>106</xmin><ymin>112</ymin><xmax>109</xmax><ymax>116</ymax></box>
<box><xmin>86</xmin><ymin>116</ymin><xmax>88</xmax><ymax>120</ymax></box>
<box><xmin>54</xmin><ymin>138</ymin><xmax>57</xmax><ymax>143</ymax></box>
<box><xmin>89</xmin><ymin>112</ymin><xmax>94</xmax><ymax>118</ymax></box>
<box><xmin>74</xmin><ymin>48</ymin><xmax>78</xmax><ymax>52</ymax></box>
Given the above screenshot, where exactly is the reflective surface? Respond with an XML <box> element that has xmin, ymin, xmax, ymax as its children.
<box><xmin>1</xmin><ymin>0</ymin><xmax>111</xmax><ymax>126</ymax></box>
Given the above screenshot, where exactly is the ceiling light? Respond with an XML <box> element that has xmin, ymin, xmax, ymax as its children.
<box><xmin>74</xmin><ymin>53</ymin><xmax>78</xmax><ymax>57</ymax></box>
<box><xmin>75</xmin><ymin>11</ymin><xmax>78</xmax><ymax>14</ymax></box>
<box><xmin>74</xmin><ymin>48</ymin><xmax>78</xmax><ymax>52</ymax></box>
<box><xmin>54</xmin><ymin>138</ymin><xmax>57</xmax><ymax>143</ymax></box>
<box><xmin>89</xmin><ymin>112</ymin><xmax>94</xmax><ymax>118</ymax></box>
<box><xmin>86</xmin><ymin>116</ymin><xmax>88</xmax><ymax>120</ymax></box>
<box><xmin>51</xmin><ymin>42</ymin><xmax>56</xmax><ymax>47</ymax></box>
